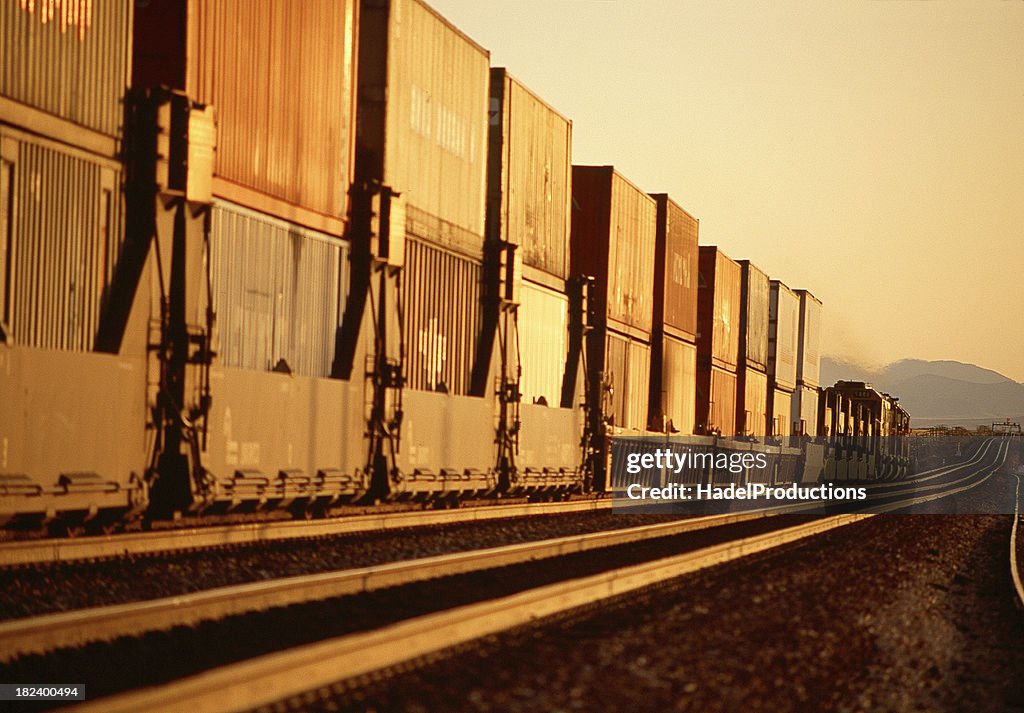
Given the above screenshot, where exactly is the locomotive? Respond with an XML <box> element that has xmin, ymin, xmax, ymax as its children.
<box><xmin>0</xmin><ymin>0</ymin><xmax>909</xmax><ymax>533</ymax></box>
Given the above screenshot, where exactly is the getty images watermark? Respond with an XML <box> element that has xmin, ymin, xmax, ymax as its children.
<box><xmin>621</xmin><ymin>446</ymin><xmax>867</xmax><ymax>504</ymax></box>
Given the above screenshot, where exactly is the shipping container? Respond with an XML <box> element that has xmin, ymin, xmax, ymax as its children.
<box><xmin>359</xmin><ymin>0</ymin><xmax>489</xmax><ymax>255</ymax></box>
<box><xmin>736</xmin><ymin>365</ymin><xmax>769</xmax><ymax>437</ymax></box>
<box><xmin>696</xmin><ymin>364</ymin><xmax>737</xmax><ymax>436</ymax></box>
<box><xmin>515</xmin><ymin>280</ymin><xmax>569</xmax><ymax>407</ymax></box>
<box><xmin>650</xmin><ymin>194</ymin><xmax>698</xmax><ymax>340</ymax></box>
<box><xmin>738</xmin><ymin>260</ymin><xmax>770</xmax><ymax>371</ymax></box>
<box><xmin>571</xmin><ymin>166</ymin><xmax>656</xmax><ymax>335</ymax></box>
<box><xmin>0</xmin><ymin>130</ymin><xmax>123</xmax><ymax>351</ymax></box>
<box><xmin>791</xmin><ymin>383</ymin><xmax>820</xmax><ymax>437</ymax></box>
<box><xmin>2</xmin><ymin>0</ymin><xmax>132</xmax><ymax>144</ymax></box>
<box><xmin>769</xmin><ymin>387</ymin><xmax>792</xmax><ymax>438</ymax></box>
<box><xmin>602</xmin><ymin>329</ymin><xmax>651</xmax><ymax>433</ymax></box>
<box><xmin>768</xmin><ymin>280</ymin><xmax>799</xmax><ymax>392</ymax></box>
<box><xmin>697</xmin><ymin>246</ymin><xmax>741</xmax><ymax>370</ymax></box>
<box><xmin>209</xmin><ymin>201</ymin><xmax>348</xmax><ymax>378</ymax></box>
<box><xmin>488</xmin><ymin>69</ymin><xmax>572</xmax><ymax>278</ymax></box>
<box><xmin>648</xmin><ymin>334</ymin><xmax>697</xmax><ymax>436</ymax></box>
<box><xmin>133</xmin><ymin>0</ymin><xmax>358</xmax><ymax>230</ymax></box>
<box><xmin>403</xmin><ymin>239</ymin><xmax>483</xmax><ymax>395</ymax></box>
<box><xmin>795</xmin><ymin>289</ymin><xmax>823</xmax><ymax>388</ymax></box>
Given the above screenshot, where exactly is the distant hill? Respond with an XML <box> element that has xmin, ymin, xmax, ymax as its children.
<box><xmin>821</xmin><ymin>357</ymin><xmax>1024</xmax><ymax>427</ymax></box>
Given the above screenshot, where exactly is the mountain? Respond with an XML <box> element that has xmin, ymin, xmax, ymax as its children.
<box><xmin>820</xmin><ymin>357</ymin><xmax>1024</xmax><ymax>427</ymax></box>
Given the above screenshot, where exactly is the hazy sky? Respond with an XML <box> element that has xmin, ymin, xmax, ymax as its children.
<box><xmin>429</xmin><ymin>0</ymin><xmax>1024</xmax><ymax>381</ymax></box>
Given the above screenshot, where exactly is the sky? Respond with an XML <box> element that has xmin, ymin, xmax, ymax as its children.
<box><xmin>428</xmin><ymin>0</ymin><xmax>1024</xmax><ymax>381</ymax></box>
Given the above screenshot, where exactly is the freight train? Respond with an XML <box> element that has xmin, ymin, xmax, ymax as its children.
<box><xmin>0</xmin><ymin>0</ymin><xmax>911</xmax><ymax>533</ymax></box>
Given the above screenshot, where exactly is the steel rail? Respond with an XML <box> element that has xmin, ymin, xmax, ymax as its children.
<box><xmin>0</xmin><ymin>499</ymin><xmax>616</xmax><ymax>567</ymax></box>
<box><xmin>0</xmin><ymin>510</ymin><xmax>773</xmax><ymax>662</ymax></box>
<box><xmin>1011</xmin><ymin>473</ymin><xmax>1024</xmax><ymax>607</ymax></box>
<box><xmin>60</xmin><ymin>514</ymin><xmax>872</xmax><ymax>713</ymax></box>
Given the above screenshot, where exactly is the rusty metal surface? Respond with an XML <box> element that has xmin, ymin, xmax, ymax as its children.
<box><xmin>768</xmin><ymin>280</ymin><xmax>800</xmax><ymax>392</ymax></box>
<box><xmin>403</xmin><ymin>239</ymin><xmax>483</xmax><ymax>395</ymax></box>
<box><xmin>571</xmin><ymin>166</ymin><xmax>656</xmax><ymax>335</ymax></box>
<box><xmin>209</xmin><ymin>201</ymin><xmax>348</xmax><ymax>378</ymax></box>
<box><xmin>360</xmin><ymin>0</ymin><xmax>489</xmax><ymax>255</ymax></box>
<box><xmin>133</xmin><ymin>0</ymin><xmax>358</xmax><ymax>223</ymax></box>
<box><xmin>739</xmin><ymin>260</ymin><xmax>770</xmax><ymax>371</ymax></box>
<box><xmin>2</xmin><ymin>0</ymin><xmax>131</xmax><ymax>139</ymax></box>
<box><xmin>651</xmin><ymin>194</ymin><xmax>698</xmax><ymax>340</ymax></box>
<box><xmin>489</xmin><ymin>69</ymin><xmax>572</xmax><ymax>278</ymax></box>
<box><xmin>4</xmin><ymin>133</ymin><xmax>122</xmax><ymax>351</ymax></box>
<box><xmin>795</xmin><ymin>289</ymin><xmax>822</xmax><ymax>388</ymax></box>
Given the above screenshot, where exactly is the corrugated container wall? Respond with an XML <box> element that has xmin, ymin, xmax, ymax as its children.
<box><xmin>604</xmin><ymin>331</ymin><xmax>651</xmax><ymax>433</ymax></box>
<box><xmin>133</xmin><ymin>0</ymin><xmax>358</xmax><ymax>225</ymax></box>
<box><xmin>570</xmin><ymin>166</ymin><xmax>656</xmax><ymax>334</ymax></box>
<box><xmin>768</xmin><ymin>280</ymin><xmax>799</xmax><ymax>392</ymax></box>
<box><xmin>209</xmin><ymin>202</ymin><xmax>348</xmax><ymax>378</ymax></box>
<box><xmin>738</xmin><ymin>366</ymin><xmax>768</xmax><ymax>437</ymax></box>
<box><xmin>651</xmin><ymin>195</ymin><xmax>698</xmax><ymax>340</ymax></box>
<box><xmin>739</xmin><ymin>261</ymin><xmax>770</xmax><ymax>370</ymax></box>
<box><xmin>2</xmin><ymin>1</ymin><xmax>131</xmax><ymax>138</ymax></box>
<box><xmin>770</xmin><ymin>388</ymin><xmax>792</xmax><ymax>438</ymax></box>
<box><xmin>360</xmin><ymin>0</ymin><xmax>489</xmax><ymax>255</ymax></box>
<box><xmin>2</xmin><ymin>134</ymin><xmax>123</xmax><ymax>351</ymax></box>
<box><xmin>697</xmin><ymin>247</ymin><xmax>741</xmax><ymax>370</ymax></box>
<box><xmin>489</xmin><ymin>69</ymin><xmax>571</xmax><ymax>278</ymax></box>
<box><xmin>708</xmin><ymin>366</ymin><xmax>737</xmax><ymax>436</ymax></box>
<box><xmin>650</xmin><ymin>335</ymin><xmax>696</xmax><ymax>435</ymax></box>
<box><xmin>795</xmin><ymin>290</ymin><xmax>822</xmax><ymax>388</ymax></box>
<box><xmin>791</xmin><ymin>384</ymin><xmax>819</xmax><ymax>437</ymax></box>
<box><xmin>403</xmin><ymin>240</ymin><xmax>483</xmax><ymax>395</ymax></box>
<box><xmin>515</xmin><ymin>281</ymin><xmax>569</xmax><ymax>406</ymax></box>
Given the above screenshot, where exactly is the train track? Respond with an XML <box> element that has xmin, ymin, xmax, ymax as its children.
<box><xmin>57</xmin><ymin>514</ymin><xmax>871</xmax><ymax>713</ymax></box>
<box><xmin>5</xmin><ymin>440</ymin><xmax>1014</xmax><ymax>711</ymax></box>
<box><xmin>0</xmin><ymin>499</ymin><xmax>615</xmax><ymax>567</ymax></box>
<box><xmin>0</xmin><ymin>511</ymin><xmax>771</xmax><ymax>661</ymax></box>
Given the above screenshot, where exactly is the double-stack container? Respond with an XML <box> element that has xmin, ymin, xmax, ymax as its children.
<box><xmin>791</xmin><ymin>290</ymin><xmax>823</xmax><ymax>437</ymax></box>
<box><xmin>736</xmin><ymin>261</ymin><xmax>770</xmax><ymax>438</ymax></box>
<box><xmin>571</xmin><ymin>166</ymin><xmax>656</xmax><ymax>439</ymax></box>
<box><xmin>131</xmin><ymin>0</ymin><xmax>367</xmax><ymax>503</ymax></box>
<box><xmin>357</xmin><ymin>0</ymin><xmax>493</xmax><ymax>495</ymax></box>
<box><xmin>1</xmin><ymin>1</ymin><xmax>150</xmax><ymax>523</ymax></box>
<box><xmin>487</xmin><ymin>68</ymin><xmax>578</xmax><ymax>491</ymax></box>
<box><xmin>696</xmin><ymin>247</ymin><xmax>741</xmax><ymax>436</ymax></box>
<box><xmin>647</xmin><ymin>195</ymin><xmax>698</xmax><ymax>436</ymax></box>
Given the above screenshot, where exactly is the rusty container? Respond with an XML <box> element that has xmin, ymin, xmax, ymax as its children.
<box><xmin>795</xmin><ymin>289</ymin><xmax>823</xmax><ymax>389</ymax></box>
<box><xmin>650</xmin><ymin>194</ymin><xmax>698</xmax><ymax>341</ymax></box>
<box><xmin>488</xmin><ymin>69</ymin><xmax>572</xmax><ymax>278</ymax></box>
<box><xmin>133</xmin><ymin>0</ymin><xmax>359</xmax><ymax>232</ymax></box>
<box><xmin>768</xmin><ymin>280</ymin><xmax>799</xmax><ymax>392</ymax></box>
<box><xmin>359</xmin><ymin>0</ymin><xmax>490</xmax><ymax>256</ymax></box>
<box><xmin>571</xmin><ymin>165</ymin><xmax>657</xmax><ymax>336</ymax></box>
<box><xmin>2</xmin><ymin>1</ymin><xmax>132</xmax><ymax>143</ymax></box>
<box><xmin>697</xmin><ymin>246</ymin><xmax>741</xmax><ymax>370</ymax></box>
